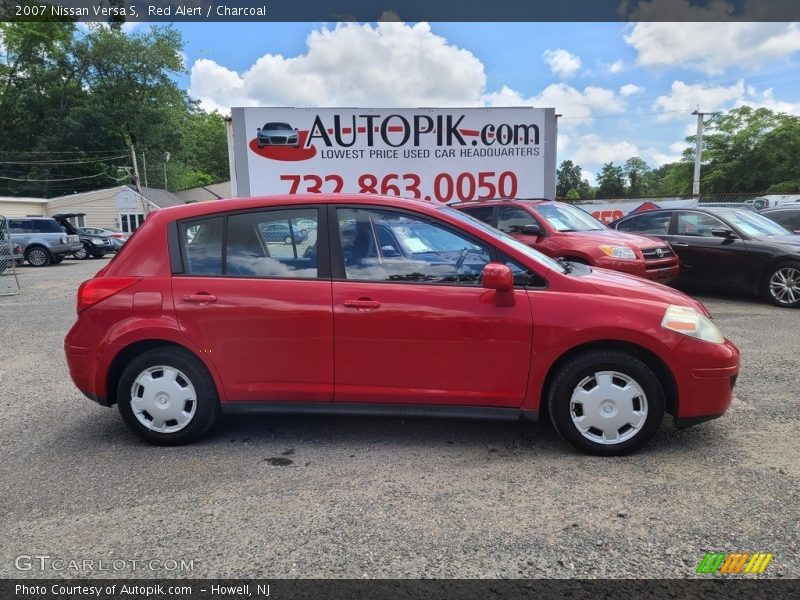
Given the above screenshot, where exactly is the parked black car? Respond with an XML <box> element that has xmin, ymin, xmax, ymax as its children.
<box><xmin>610</xmin><ymin>207</ymin><xmax>800</xmax><ymax>308</ymax></box>
<box><xmin>52</xmin><ymin>213</ymin><xmax>114</xmax><ymax>259</ymax></box>
<box><xmin>760</xmin><ymin>204</ymin><xmax>800</xmax><ymax>234</ymax></box>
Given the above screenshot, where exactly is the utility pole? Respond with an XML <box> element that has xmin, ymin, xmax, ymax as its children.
<box><xmin>129</xmin><ymin>143</ymin><xmax>147</xmax><ymax>215</ymax></box>
<box><xmin>691</xmin><ymin>108</ymin><xmax>714</xmax><ymax>197</ymax></box>
<box><xmin>141</xmin><ymin>151</ymin><xmax>149</xmax><ymax>191</ymax></box>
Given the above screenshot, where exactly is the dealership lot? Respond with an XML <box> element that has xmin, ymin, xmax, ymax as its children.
<box><xmin>0</xmin><ymin>259</ymin><xmax>797</xmax><ymax>578</ymax></box>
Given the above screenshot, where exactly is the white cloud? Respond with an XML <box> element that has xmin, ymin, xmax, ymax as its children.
<box><xmin>582</xmin><ymin>169</ymin><xmax>596</xmax><ymax>186</ymax></box>
<box><xmin>625</xmin><ymin>10</ymin><xmax>800</xmax><ymax>76</ymax></box>
<box><xmin>485</xmin><ymin>83</ymin><xmax>625</xmax><ymax>128</ymax></box>
<box><xmin>189</xmin><ymin>22</ymin><xmax>486</xmax><ymax>111</ymax></box>
<box><xmin>569</xmin><ymin>134</ymin><xmax>639</xmax><ymax>166</ymax></box>
<box><xmin>608</xmin><ymin>60</ymin><xmax>624</xmax><ymax>74</ymax></box>
<box><xmin>653</xmin><ymin>80</ymin><xmax>746</xmax><ymax>120</ymax></box>
<box><xmin>620</xmin><ymin>83</ymin><xmax>644</xmax><ymax>96</ymax></box>
<box><xmin>643</xmin><ymin>142</ymin><xmax>687</xmax><ymax>167</ymax></box>
<box><xmin>653</xmin><ymin>79</ymin><xmax>800</xmax><ymax>122</ymax></box>
<box><xmin>542</xmin><ymin>48</ymin><xmax>582</xmax><ymax>78</ymax></box>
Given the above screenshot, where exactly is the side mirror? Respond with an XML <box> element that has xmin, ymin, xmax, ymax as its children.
<box><xmin>295</xmin><ymin>127</ymin><xmax>299</xmax><ymax>131</ymax></box>
<box><xmin>481</xmin><ymin>263</ymin><xmax>514</xmax><ymax>291</ymax></box>
<box><xmin>522</xmin><ymin>223</ymin><xmax>542</xmax><ymax>236</ymax></box>
<box><xmin>711</xmin><ymin>227</ymin><xmax>735</xmax><ymax>238</ymax></box>
<box><xmin>257</xmin><ymin>127</ymin><xmax>261</xmax><ymax>131</ymax></box>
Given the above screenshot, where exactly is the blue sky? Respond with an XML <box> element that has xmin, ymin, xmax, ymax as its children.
<box><xmin>172</xmin><ymin>20</ymin><xmax>800</xmax><ymax>184</ymax></box>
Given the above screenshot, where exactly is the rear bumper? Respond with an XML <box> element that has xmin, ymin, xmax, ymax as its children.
<box><xmin>671</xmin><ymin>338</ymin><xmax>740</xmax><ymax>423</ymax></box>
<box><xmin>64</xmin><ymin>342</ymin><xmax>111</xmax><ymax>406</ymax></box>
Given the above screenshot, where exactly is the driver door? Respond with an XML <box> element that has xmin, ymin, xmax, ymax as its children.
<box><xmin>330</xmin><ymin>206</ymin><xmax>533</xmax><ymax>407</ymax></box>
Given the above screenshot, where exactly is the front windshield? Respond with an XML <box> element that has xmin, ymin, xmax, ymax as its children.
<box><xmin>724</xmin><ymin>210</ymin><xmax>790</xmax><ymax>237</ymax></box>
<box><xmin>263</xmin><ymin>123</ymin><xmax>291</xmax><ymax>130</ymax></box>
<box><xmin>536</xmin><ymin>203</ymin><xmax>606</xmax><ymax>232</ymax></box>
<box><xmin>442</xmin><ymin>207</ymin><xmax>566</xmax><ymax>273</ymax></box>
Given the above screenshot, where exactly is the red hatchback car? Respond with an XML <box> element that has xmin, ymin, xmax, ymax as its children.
<box><xmin>454</xmin><ymin>199</ymin><xmax>680</xmax><ymax>283</ymax></box>
<box><xmin>65</xmin><ymin>195</ymin><xmax>739</xmax><ymax>455</ymax></box>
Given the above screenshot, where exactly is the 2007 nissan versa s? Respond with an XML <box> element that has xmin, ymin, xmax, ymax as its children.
<box><xmin>65</xmin><ymin>195</ymin><xmax>740</xmax><ymax>455</ymax></box>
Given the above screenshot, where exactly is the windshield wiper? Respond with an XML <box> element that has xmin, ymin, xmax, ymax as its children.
<box><xmin>556</xmin><ymin>258</ymin><xmax>573</xmax><ymax>273</ymax></box>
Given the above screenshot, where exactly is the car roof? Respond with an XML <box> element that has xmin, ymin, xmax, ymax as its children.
<box><xmin>151</xmin><ymin>194</ymin><xmax>450</xmax><ymax>221</ymax></box>
<box><xmin>452</xmin><ymin>198</ymin><xmax>556</xmax><ymax>208</ymax></box>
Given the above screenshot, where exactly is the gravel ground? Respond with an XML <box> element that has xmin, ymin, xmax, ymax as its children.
<box><xmin>0</xmin><ymin>259</ymin><xmax>797</xmax><ymax>579</ymax></box>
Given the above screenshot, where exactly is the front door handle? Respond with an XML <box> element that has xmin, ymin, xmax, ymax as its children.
<box><xmin>343</xmin><ymin>298</ymin><xmax>380</xmax><ymax>310</ymax></box>
<box><xmin>671</xmin><ymin>242</ymin><xmax>689</xmax><ymax>247</ymax></box>
<box><xmin>183</xmin><ymin>293</ymin><xmax>217</xmax><ymax>304</ymax></box>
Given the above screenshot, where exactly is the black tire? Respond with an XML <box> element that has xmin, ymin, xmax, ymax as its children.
<box><xmin>91</xmin><ymin>251</ymin><xmax>107</xmax><ymax>259</ymax></box>
<box><xmin>52</xmin><ymin>256</ymin><xmax>64</xmax><ymax>264</ymax></box>
<box><xmin>74</xmin><ymin>243</ymin><xmax>90</xmax><ymax>260</ymax></box>
<box><xmin>117</xmin><ymin>346</ymin><xmax>220</xmax><ymax>445</ymax></box>
<box><xmin>764</xmin><ymin>261</ymin><xmax>800</xmax><ymax>308</ymax></box>
<box><xmin>547</xmin><ymin>350</ymin><xmax>665</xmax><ymax>456</ymax></box>
<box><xmin>25</xmin><ymin>245</ymin><xmax>51</xmax><ymax>267</ymax></box>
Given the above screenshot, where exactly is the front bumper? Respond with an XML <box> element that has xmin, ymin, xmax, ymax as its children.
<box><xmin>671</xmin><ymin>337</ymin><xmax>740</xmax><ymax>425</ymax></box>
<box><xmin>595</xmin><ymin>256</ymin><xmax>680</xmax><ymax>283</ymax></box>
<box><xmin>52</xmin><ymin>242</ymin><xmax>84</xmax><ymax>256</ymax></box>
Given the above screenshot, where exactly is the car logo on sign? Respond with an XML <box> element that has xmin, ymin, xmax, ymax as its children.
<box><xmin>656</xmin><ymin>248</ymin><xmax>665</xmax><ymax>258</ymax></box>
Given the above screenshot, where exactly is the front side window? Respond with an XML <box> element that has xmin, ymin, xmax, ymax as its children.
<box><xmin>227</xmin><ymin>209</ymin><xmax>318</xmax><ymax>278</ymax></box>
<box><xmin>336</xmin><ymin>208</ymin><xmax>490</xmax><ymax>284</ymax></box>
<box><xmin>675</xmin><ymin>212</ymin><xmax>727</xmax><ymax>237</ymax></box>
<box><xmin>9</xmin><ymin>220</ymin><xmax>29</xmax><ymax>234</ymax></box>
<box><xmin>497</xmin><ymin>207</ymin><xmax>536</xmax><ymax>234</ymax></box>
<box><xmin>763</xmin><ymin>211</ymin><xmax>800</xmax><ymax>231</ymax></box>
<box><xmin>617</xmin><ymin>212</ymin><xmax>671</xmax><ymax>235</ymax></box>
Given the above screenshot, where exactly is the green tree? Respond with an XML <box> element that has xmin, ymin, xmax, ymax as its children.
<box><xmin>557</xmin><ymin>159</ymin><xmax>593</xmax><ymax>199</ymax></box>
<box><xmin>596</xmin><ymin>162</ymin><xmax>626</xmax><ymax>197</ymax></box>
<box><xmin>624</xmin><ymin>156</ymin><xmax>651</xmax><ymax>196</ymax></box>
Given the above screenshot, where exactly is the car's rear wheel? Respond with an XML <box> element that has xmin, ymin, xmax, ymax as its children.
<box><xmin>117</xmin><ymin>347</ymin><xmax>220</xmax><ymax>445</ymax></box>
<box><xmin>74</xmin><ymin>244</ymin><xmax>90</xmax><ymax>260</ymax></box>
<box><xmin>25</xmin><ymin>246</ymin><xmax>51</xmax><ymax>267</ymax></box>
<box><xmin>765</xmin><ymin>261</ymin><xmax>800</xmax><ymax>308</ymax></box>
<box><xmin>547</xmin><ymin>350</ymin><xmax>664</xmax><ymax>455</ymax></box>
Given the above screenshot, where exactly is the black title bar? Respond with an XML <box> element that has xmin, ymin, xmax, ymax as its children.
<box><xmin>1</xmin><ymin>0</ymin><xmax>799</xmax><ymax>22</ymax></box>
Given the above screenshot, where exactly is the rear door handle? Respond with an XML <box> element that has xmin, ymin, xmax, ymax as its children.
<box><xmin>183</xmin><ymin>293</ymin><xmax>217</xmax><ymax>303</ymax></box>
<box><xmin>343</xmin><ymin>298</ymin><xmax>380</xmax><ymax>310</ymax></box>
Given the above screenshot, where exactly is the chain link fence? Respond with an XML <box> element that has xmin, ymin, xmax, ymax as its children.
<box><xmin>0</xmin><ymin>216</ymin><xmax>21</xmax><ymax>296</ymax></box>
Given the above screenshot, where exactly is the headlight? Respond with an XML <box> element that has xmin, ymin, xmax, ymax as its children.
<box><xmin>90</xmin><ymin>237</ymin><xmax>104</xmax><ymax>244</ymax></box>
<box><xmin>599</xmin><ymin>245</ymin><xmax>636</xmax><ymax>259</ymax></box>
<box><xmin>661</xmin><ymin>305</ymin><xmax>724</xmax><ymax>344</ymax></box>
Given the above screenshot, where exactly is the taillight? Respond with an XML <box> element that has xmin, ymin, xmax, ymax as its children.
<box><xmin>77</xmin><ymin>277</ymin><xmax>141</xmax><ymax>314</ymax></box>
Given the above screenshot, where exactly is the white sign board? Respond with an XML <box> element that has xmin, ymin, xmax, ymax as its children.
<box><xmin>231</xmin><ymin>107</ymin><xmax>557</xmax><ymax>202</ymax></box>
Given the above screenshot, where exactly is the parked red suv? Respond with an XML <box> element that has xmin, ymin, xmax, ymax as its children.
<box><xmin>65</xmin><ymin>194</ymin><xmax>739</xmax><ymax>455</ymax></box>
<box><xmin>454</xmin><ymin>199</ymin><xmax>680</xmax><ymax>283</ymax></box>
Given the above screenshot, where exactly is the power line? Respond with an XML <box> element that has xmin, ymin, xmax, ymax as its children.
<box><xmin>559</xmin><ymin>109</ymin><xmax>693</xmax><ymax>120</ymax></box>
<box><xmin>0</xmin><ymin>154</ymin><xmax>129</xmax><ymax>165</ymax></box>
<box><xmin>0</xmin><ymin>172</ymin><xmax>113</xmax><ymax>182</ymax></box>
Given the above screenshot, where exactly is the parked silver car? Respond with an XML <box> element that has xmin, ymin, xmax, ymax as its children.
<box><xmin>256</xmin><ymin>122</ymin><xmax>300</xmax><ymax>148</ymax></box>
<box><xmin>8</xmin><ymin>217</ymin><xmax>82</xmax><ymax>266</ymax></box>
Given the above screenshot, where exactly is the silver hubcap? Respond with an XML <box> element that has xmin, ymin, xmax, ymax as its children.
<box><xmin>769</xmin><ymin>267</ymin><xmax>800</xmax><ymax>305</ymax></box>
<box><xmin>570</xmin><ymin>371</ymin><xmax>648</xmax><ymax>445</ymax></box>
<box><xmin>130</xmin><ymin>366</ymin><xmax>197</xmax><ymax>433</ymax></box>
<box><xmin>28</xmin><ymin>249</ymin><xmax>47</xmax><ymax>265</ymax></box>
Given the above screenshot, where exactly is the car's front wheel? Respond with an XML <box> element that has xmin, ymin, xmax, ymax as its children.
<box><xmin>547</xmin><ymin>350</ymin><xmax>665</xmax><ymax>455</ymax></box>
<box><xmin>117</xmin><ymin>347</ymin><xmax>220</xmax><ymax>445</ymax></box>
<box><xmin>765</xmin><ymin>261</ymin><xmax>800</xmax><ymax>308</ymax></box>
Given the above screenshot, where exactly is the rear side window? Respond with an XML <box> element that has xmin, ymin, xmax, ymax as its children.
<box><xmin>764</xmin><ymin>210</ymin><xmax>800</xmax><ymax>231</ymax></box>
<box><xmin>461</xmin><ymin>206</ymin><xmax>494</xmax><ymax>225</ymax></box>
<box><xmin>31</xmin><ymin>219</ymin><xmax>63</xmax><ymax>234</ymax></box>
<box><xmin>226</xmin><ymin>209</ymin><xmax>318</xmax><ymax>278</ymax></box>
<box><xmin>181</xmin><ymin>217</ymin><xmax>224</xmax><ymax>275</ymax></box>
<box><xmin>617</xmin><ymin>212</ymin><xmax>671</xmax><ymax>235</ymax></box>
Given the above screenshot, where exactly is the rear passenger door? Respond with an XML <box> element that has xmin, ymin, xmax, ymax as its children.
<box><xmin>172</xmin><ymin>207</ymin><xmax>334</xmax><ymax>403</ymax></box>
